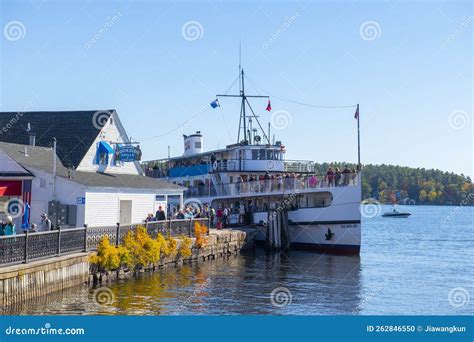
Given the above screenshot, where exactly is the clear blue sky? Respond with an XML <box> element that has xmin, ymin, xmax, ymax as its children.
<box><xmin>1</xmin><ymin>0</ymin><xmax>472</xmax><ymax>177</ymax></box>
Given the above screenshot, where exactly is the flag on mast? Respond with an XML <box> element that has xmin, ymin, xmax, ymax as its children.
<box><xmin>266</xmin><ymin>100</ymin><xmax>272</xmax><ymax>112</ymax></box>
<box><xmin>354</xmin><ymin>104</ymin><xmax>359</xmax><ymax>119</ymax></box>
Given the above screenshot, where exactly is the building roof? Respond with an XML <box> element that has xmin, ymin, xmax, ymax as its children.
<box><xmin>0</xmin><ymin>142</ymin><xmax>59</xmax><ymax>175</ymax></box>
<box><xmin>69</xmin><ymin>171</ymin><xmax>184</xmax><ymax>190</ymax></box>
<box><xmin>0</xmin><ymin>110</ymin><xmax>113</xmax><ymax>168</ymax></box>
<box><xmin>0</xmin><ymin>142</ymin><xmax>183</xmax><ymax>192</ymax></box>
<box><xmin>0</xmin><ymin>149</ymin><xmax>33</xmax><ymax>177</ymax></box>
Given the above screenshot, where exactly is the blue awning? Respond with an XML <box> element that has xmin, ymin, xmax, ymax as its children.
<box><xmin>98</xmin><ymin>141</ymin><xmax>114</xmax><ymax>154</ymax></box>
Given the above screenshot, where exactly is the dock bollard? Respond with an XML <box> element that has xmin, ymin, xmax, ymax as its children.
<box><xmin>23</xmin><ymin>230</ymin><xmax>29</xmax><ymax>264</ymax></box>
<box><xmin>83</xmin><ymin>224</ymin><xmax>88</xmax><ymax>252</ymax></box>
<box><xmin>57</xmin><ymin>226</ymin><xmax>62</xmax><ymax>256</ymax></box>
<box><xmin>115</xmin><ymin>223</ymin><xmax>120</xmax><ymax>247</ymax></box>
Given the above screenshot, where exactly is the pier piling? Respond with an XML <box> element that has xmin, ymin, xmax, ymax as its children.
<box><xmin>266</xmin><ymin>205</ymin><xmax>290</xmax><ymax>251</ymax></box>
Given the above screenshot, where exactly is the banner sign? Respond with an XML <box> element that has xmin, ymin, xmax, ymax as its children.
<box><xmin>115</xmin><ymin>145</ymin><xmax>142</xmax><ymax>162</ymax></box>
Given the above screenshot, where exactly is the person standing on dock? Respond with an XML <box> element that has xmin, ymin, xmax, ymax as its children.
<box><xmin>223</xmin><ymin>206</ymin><xmax>229</xmax><ymax>228</ymax></box>
<box><xmin>184</xmin><ymin>207</ymin><xmax>194</xmax><ymax>219</ymax></box>
<box><xmin>210</xmin><ymin>206</ymin><xmax>216</xmax><ymax>227</ymax></box>
<box><xmin>39</xmin><ymin>213</ymin><xmax>52</xmax><ymax>231</ymax></box>
<box><xmin>1</xmin><ymin>216</ymin><xmax>16</xmax><ymax>236</ymax></box>
<box><xmin>216</xmin><ymin>207</ymin><xmax>223</xmax><ymax>230</ymax></box>
<box><xmin>155</xmin><ymin>206</ymin><xmax>166</xmax><ymax>221</ymax></box>
<box><xmin>176</xmin><ymin>210</ymin><xmax>185</xmax><ymax>219</ymax></box>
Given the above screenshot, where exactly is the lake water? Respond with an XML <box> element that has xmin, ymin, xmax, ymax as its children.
<box><xmin>5</xmin><ymin>205</ymin><xmax>473</xmax><ymax>315</ymax></box>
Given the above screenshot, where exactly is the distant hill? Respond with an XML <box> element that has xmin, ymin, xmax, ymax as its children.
<box><xmin>313</xmin><ymin>163</ymin><xmax>473</xmax><ymax>206</ymax></box>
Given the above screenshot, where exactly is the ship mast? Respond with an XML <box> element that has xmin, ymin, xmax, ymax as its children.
<box><xmin>216</xmin><ymin>60</ymin><xmax>270</xmax><ymax>145</ymax></box>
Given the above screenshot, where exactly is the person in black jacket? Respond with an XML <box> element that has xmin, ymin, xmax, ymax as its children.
<box><xmin>155</xmin><ymin>206</ymin><xmax>166</xmax><ymax>221</ymax></box>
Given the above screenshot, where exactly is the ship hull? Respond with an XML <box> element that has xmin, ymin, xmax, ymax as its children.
<box><xmin>253</xmin><ymin>222</ymin><xmax>361</xmax><ymax>255</ymax></box>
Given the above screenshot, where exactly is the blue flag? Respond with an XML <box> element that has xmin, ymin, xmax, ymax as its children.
<box><xmin>21</xmin><ymin>202</ymin><xmax>30</xmax><ymax>229</ymax></box>
<box><xmin>210</xmin><ymin>99</ymin><xmax>219</xmax><ymax>108</ymax></box>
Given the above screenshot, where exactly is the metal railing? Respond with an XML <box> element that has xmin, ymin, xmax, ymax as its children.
<box><xmin>185</xmin><ymin>172</ymin><xmax>360</xmax><ymax>198</ymax></box>
<box><xmin>0</xmin><ymin>218</ymin><xmax>210</xmax><ymax>267</ymax></box>
<box><xmin>284</xmin><ymin>160</ymin><xmax>315</xmax><ymax>173</ymax></box>
<box><xmin>144</xmin><ymin>158</ymin><xmax>316</xmax><ymax>178</ymax></box>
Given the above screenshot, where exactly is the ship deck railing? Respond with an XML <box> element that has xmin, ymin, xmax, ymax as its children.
<box><xmin>185</xmin><ymin>172</ymin><xmax>360</xmax><ymax>199</ymax></box>
<box><xmin>144</xmin><ymin>158</ymin><xmax>316</xmax><ymax>177</ymax></box>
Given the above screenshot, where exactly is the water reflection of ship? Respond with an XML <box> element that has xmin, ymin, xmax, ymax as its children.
<box><xmin>172</xmin><ymin>250</ymin><xmax>362</xmax><ymax>315</ymax></box>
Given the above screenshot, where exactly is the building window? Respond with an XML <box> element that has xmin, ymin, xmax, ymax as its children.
<box><xmin>95</xmin><ymin>141</ymin><xmax>114</xmax><ymax>165</ymax></box>
<box><xmin>195</xmin><ymin>142</ymin><xmax>201</xmax><ymax>148</ymax></box>
<box><xmin>40</xmin><ymin>178</ymin><xmax>46</xmax><ymax>188</ymax></box>
<box><xmin>98</xmin><ymin>152</ymin><xmax>108</xmax><ymax>165</ymax></box>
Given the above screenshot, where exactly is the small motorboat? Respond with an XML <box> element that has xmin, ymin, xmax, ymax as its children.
<box><xmin>382</xmin><ymin>206</ymin><xmax>411</xmax><ymax>218</ymax></box>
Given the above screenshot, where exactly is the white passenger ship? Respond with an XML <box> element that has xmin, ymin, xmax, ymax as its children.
<box><xmin>144</xmin><ymin>68</ymin><xmax>361</xmax><ymax>255</ymax></box>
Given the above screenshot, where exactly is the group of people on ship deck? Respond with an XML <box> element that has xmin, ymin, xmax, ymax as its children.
<box><xmin>182</xmin><ymin>167</ymin><xmax>358</xmax><ymax>196</ymax></box>
<box><xmin>325</xmin><ymin>165</ymin><xmax>358</xmax><ymax>187</ymax></box>
<box><xmin>236</xmin><ymin>167</ymin><xmax>358</xmax><ymax>191</ymax></box>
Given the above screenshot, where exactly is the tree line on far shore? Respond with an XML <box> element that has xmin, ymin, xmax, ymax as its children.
<box><xmin>312</xmin><ymin>163</ymin><xmax>473</xmax><ymax>206</ymax></box>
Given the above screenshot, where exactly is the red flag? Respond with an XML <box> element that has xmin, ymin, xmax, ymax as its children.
<box><xmin>266</xmin><ymin>100</ymin><xmax>272</xmax><ymax>112</ymax></box>
<box><xmin>354</xmin><ymin>105</ymin><xmax>359</xmax><ymax>119</ymax></box>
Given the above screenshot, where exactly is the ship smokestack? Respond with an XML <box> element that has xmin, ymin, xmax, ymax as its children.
<box><xmin>183</xmin><ymin>131</ymin><xmax>203</xmax><ymax>156</ymax></box>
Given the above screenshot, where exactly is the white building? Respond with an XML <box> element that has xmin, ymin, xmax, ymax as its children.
<box><xmin>0</xmin><ymin>110</ymin><xmax>184</xmax><ymax>230</ymax></box>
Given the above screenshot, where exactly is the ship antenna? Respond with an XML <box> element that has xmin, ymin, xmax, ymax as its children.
<box><xmin>239</xmin><ymin>41</ymin><xmax>242</xmax><ymax>90</ymax></box>
<box><xmin>216</xmin><ymin>46</ymin><xmax>270</xmax><ymax>145</ymax></box>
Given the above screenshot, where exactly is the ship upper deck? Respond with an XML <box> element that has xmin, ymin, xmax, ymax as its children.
<box><xmin>183</xmin><ymin>172</ymin><xmax>361</xmax><ymax>199</ymax></box>
<box><xmin>143</xmin><ymin>143</ymin><xmax>314</xmax><ymax>177</ymax></box>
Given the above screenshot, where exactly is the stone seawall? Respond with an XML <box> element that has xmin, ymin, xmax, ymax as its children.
<box><xmin>0</xmin><ymin>229</ymin><xmax>247</xmax><ymax>306</ymax></box>
<box><xmin>94</xmin><ymin>229</ymin><xmax>247</xmax><ymax>282</ymax></box>
<box><xmin>0</xmin><ymin>253</ymin><xmax>89</xmax><ymax>308</ymax></box>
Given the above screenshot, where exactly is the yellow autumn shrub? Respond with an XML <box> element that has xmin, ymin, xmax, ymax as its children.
<box><xmin>89</xmin><ymin>236</ymin><xmax>121</xmax><ymax>270</ymax></box>
<box><xmin>157</xmin><ymin>233</ymin><xmax>170</xmax><ymax>256</ymax></box>
<box><xmin>90</xmin><ymin>226</ymin><xmax>185</xmax><ymax>271</ymax></box>
<box><xmin>178</xmin><ymin>234</ymin><xmax>192</xmax><ymax>258</ymax></box>
<box><xmin>122</xmin><ymin>226</ymin><xmax>161</xmax><ymax>268</ymax></box>
<box><xmin>117</xmin><ymin>244</ymin><xmax>133</xmax><ymax>268</ymax></box>
<box><xmin>194</xmin><ymin>221</ymin><xmax>208</xmax><ymax>248</ymax></box>
<box><xmin>167</xmin><ymin>236</ymin><xmax>177</xmax><ymax>257</ymax></box>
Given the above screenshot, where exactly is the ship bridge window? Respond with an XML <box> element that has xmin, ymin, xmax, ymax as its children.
<box><xmin>252</xmin><ymin>149</ymin><xmax>267</xmax><ymax>160</ymax></box>
<box><xmin>267</xmin><ymin>150</ymin><xmax>281</xmax><ymax>160</ymax></box>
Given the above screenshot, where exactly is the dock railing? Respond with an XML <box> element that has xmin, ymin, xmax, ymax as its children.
<box><xmin>0</xmin><ymin>218</ymin><xmax>210</xmax><ymax>267</ymax></box>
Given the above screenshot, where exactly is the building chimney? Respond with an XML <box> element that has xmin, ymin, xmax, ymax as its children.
<box><xmin>29</xmin><ymin>133</ymin><xmax>36</xmax><ymax>146</ymax></box>
<box><xmin>68</xmin><ymin>167</ymin><xmax>76</xmax><ymax>179</ymax></box>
